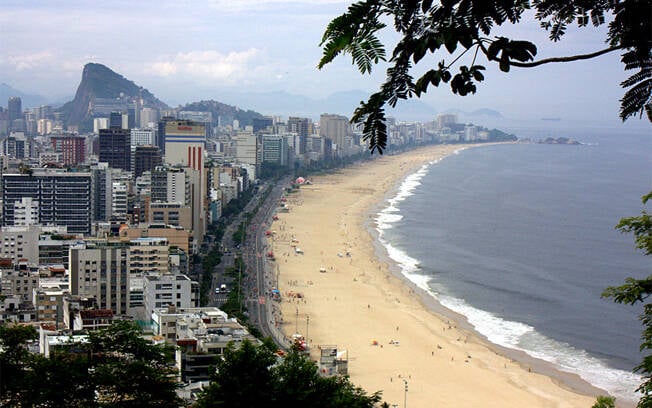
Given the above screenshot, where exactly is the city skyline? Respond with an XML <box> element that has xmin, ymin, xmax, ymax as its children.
<box><xmin>0</xmin><ymin>0</ymin><xmax>648</xmax><ymax>125</ymax></box>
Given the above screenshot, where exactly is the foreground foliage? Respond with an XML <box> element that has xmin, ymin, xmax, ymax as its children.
<box><xmin>603</xmin><ymin>192</ymin><xmax>652</xmax><ymax>407</ymax></box>
<box><xmin>0</xmin><ymin>321</ymin><xmax>180</xmax><ymax>407</ymax></box>
<box><xmin>194</xmin><ymin>340</ymin><xmax>382</xmax><ymax>408</ymax></box>
<box><xmin>319</xmin><ymin>0</ymin><xmax>652</xmax><ymax>153</ymax></box>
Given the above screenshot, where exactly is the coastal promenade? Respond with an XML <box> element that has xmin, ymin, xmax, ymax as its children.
<box><xmin>265</xmin><ymin>145</ymin><xmax>603</xmax><ymax>408</ymax></box>
<box><xmin>242</xmin><ymin>177</ymin><xmax>294</xmax><ymax>349</ymax></box>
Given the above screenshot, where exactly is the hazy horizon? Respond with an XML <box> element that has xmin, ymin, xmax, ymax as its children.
<box><xmin>1</xmin><ymin>0</ymin><xmax>650</xmax><ymax>127</ymax></box>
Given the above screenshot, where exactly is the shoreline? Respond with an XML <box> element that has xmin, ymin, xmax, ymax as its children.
<box><xmin>364</xmin><ymin>146</ymin><xmax>613</xmax><ymax>399</ymax></box>
<box><xmin>270</xmin><ymin>143</ymin><xmax>618</xmax><ymax>407</ymax></box>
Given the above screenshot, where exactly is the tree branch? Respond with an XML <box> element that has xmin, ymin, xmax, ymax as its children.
<box><xmin>479</xmin><ymin>43</ymin><xmax>622</xmax><ymax>67</ymax></box>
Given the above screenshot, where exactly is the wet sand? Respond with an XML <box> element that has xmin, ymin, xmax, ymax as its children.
<box><xmin>270</xmin><ymin>144</ymin><xmax>606</xmax><ymax>407</ymax></box>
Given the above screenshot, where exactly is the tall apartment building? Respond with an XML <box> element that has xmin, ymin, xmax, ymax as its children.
<box><xmin>140</xmin><ymin>108</ymin><xmax>159</xmax><ymax>128</ymax></box>
<box><xmin>287</xmin><ymin>117</ymin><xmax>312</xmax><ymax>154</ymax></box>
<box><xmin>231</xmin><ymin>131</ymin><xmax>259</xmax><ymax>179</ymax></box>
<box><xmin>150</xmin><ymin>167</ymin><xmax>170</xmax><ymax>203</ymax></box>
<box><xmin>131</xmin><ymin>128</ymin><xmax>156</xmax><ymax>147</ymax></box>
<box><xmin>319</xmin><ymin>114</ymin><xmax>350</xmax><ymax>150</ymax></box>
<box><xmin>99</xmin><ymin>128</ymin><xmax>131</xmax><ymax>171</ymax></box>
<box><xmin>436</xmin><ymin>113</ymin><xmax>457</xmax><ymax>130</ymax></box>
<box><xmin>0</xmin><ymin>225</ymin><xmax>38</xmax><ymax>263</ymax></box>
<box><xmin>164</xmin><ymin>120</ymin><xmax>205</xmax><ymax>170</ymax></box>
<box><xmin>7</xmin><ymin>97</ymin><xmax>22</xmax><ymax>132</ymax></box>
<box><xmin>261</xmin><ymin>134</ymin><xmax>289</xmax><ymax>166</ymax></box>
<box><xmin>2</xmin><ymin>170</ymin><xmax>92</xmax><ymax>234</ymax></box>
<box><xmin>0</xmin><ymin>225</ymin><xmax>66</xmax><ymax>264</ymax></box>
<box><xmin>1</xmin><ymin>133</ymin><xmax>31</xmax><ymax>159</ymax></box>
<box><xmin>69</xmin><ymin>243</ymin><xmax>130</xmax><ymax>315</ymax></box>
<box><xmin>12</xmin><ymin>197</ymin><xmax>39</xmax><ymax>226</ymax></box>
<box><xmin>34</xmin><ymin>286</ymin><xmax>66</xmax><ymax>323</ymax></box>
<box><xmin>91</xmin><ymin>163</ymin><xmax>112</xmax><ymax>223</ymax></box>
<box><xmin>128</xmin><ymin>237</ymin><xmax>169</xmax><ymax>277</ymax></box>
<box><xmin>39</xmin><ymin>236</ymin><xmax>78</xmax><ymax>269</ymax></box>
<box><xmin>1</xmin><ymin>262</ymin><xmax>40</xmax><ymax>302</ymax></box>
<box><xmin>8</xmin><ymin>97</ymin><xmax>22</xmax><ymax>122</ymax></box>
<box><xmin>287</xmin><ymin>117</ymin><xmax>312</xmax><ymax>138</ymax></box>
<box><xmin>252</xmin><ymin>117</ymin><xmax>273</xmax><ymax>133</ymax></box>
<box><xmin>51</xmin><ymin>135</ymin><xmax>86</xmax><ymax>166</ymax></box>
<box><xmin>120</xmin><ymin>224</ymin><xmax>191</xmax><ymax>256</ymax></box>
<box><xmin>109</xmin><ymin>111</ymin><xmax>126</xmax><ymax>129</ymax></box>
<box><xmin>111</xmin><ymin>182</ymin><xmax>128</xmax><ymax>219</ymax></box>
<box><xmin>133</xmin><ymin>145</ymin><xmax>162</xmax><ymax>178</ymax></box>
<box><xmin>143</xmin><ymin>274</ymin><xmax>196</xmax><ymax>320</ymax></box>
<box><xmin>94</xmin><ymin>118</ymin><xmax>109</xmax><ymax>133</ymax></box>
<box><xmin>164</xmin><ymin>121</ymin><xmax>207</xmax><ymax>245</ymax></box>
<box><xmin>157</xmin><ymin>116</ymin><xmax>176</xmax><ymax>154</ymax></box>
<box><xmin>37</xmin><ymin>119</ymin><xmax>53</xmax><ymax>136</ymax></box>
<box><xmin>150</xmin><ymin>167</ymin><xmax>190</xmax><ymax>204</ymax></box>
<box><xmin>148</xmin><ymin>202</ymin><xmax>192</xmax><ymax>231</ymax></box>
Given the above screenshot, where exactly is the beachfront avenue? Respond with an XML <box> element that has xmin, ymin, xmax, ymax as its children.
<box><xmin>234</xmin><ymin>176</ymin><xmax>294</xmax><ymax>349</ymax></box>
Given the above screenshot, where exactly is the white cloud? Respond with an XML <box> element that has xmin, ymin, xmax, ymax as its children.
<box><xmin>4</xmin><ymin>51</ymin><xmax>54</xmax><ymax>71</ymax></box>
<box><xmin>147</xmin><ymin>49</ymin><xmax>262</xmax><ymax>84</ymax></box>
<box><xmin>206</xmin><ymin>0</ymin><xmax>347</xmax><ymax>13</ymax></box>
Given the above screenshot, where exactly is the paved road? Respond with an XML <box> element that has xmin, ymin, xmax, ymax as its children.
<box><xmin>243</xmin><ymin>177</ymin><xmax>293</xmax><ymax>348</ymax></box>
<box><xmin>205</xmin><ymin>178</ymin><xmax>293</xmax><ymax>349</ymax></box>
<box><xmin>209</xmin><ymin>185</ymin><xmax>265</xmax><ymax>307</ymax></box>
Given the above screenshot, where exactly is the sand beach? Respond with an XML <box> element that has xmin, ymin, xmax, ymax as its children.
<box><xmin>269</xmin><ymin>144</ymin><xmax>606</xmax><ymax>407</ymax></box>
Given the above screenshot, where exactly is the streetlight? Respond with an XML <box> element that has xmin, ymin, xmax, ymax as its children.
<box><xmin>306</xmin><ymin>315</ymin><xmax>309</xmax><ymax>341</ymax></box>
<box><xmin>403</xmin><ymin>379</ymin><xmax>408</xmax><ymax>408</ymax></box>
<box><xmin>295</xmin><ymin>306</ymin><xmax>299</xmax><ymax>334</ymax></box>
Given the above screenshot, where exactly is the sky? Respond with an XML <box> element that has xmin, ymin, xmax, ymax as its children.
<box><xmin>0</xmin><ymin>0</ymin><xmax>648</xmax><ymax>126</ymax></box>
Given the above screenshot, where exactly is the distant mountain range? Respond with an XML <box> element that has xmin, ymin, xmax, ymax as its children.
<box><xmin>0</xmin><ymin>83</ymin><xmax>49</xmax><ymax>109</ymax></box>
<box><xmin>442</xmin><ymin>108</ymin><xmax>504</xmax><ymax>121</ymax></box>
<box><xmin>3</xmin><ymin>64</ymin><xmax>505</xmax><ymax>128</ymax></box>
<box><xmin>214</xmin><ymin>89</ymin><xmax>439</xmax><ymax>121</ymax></box>
<box><xmin>180</xmin><ymin>100</ymin><xmax>263</xmax><ymax>127</ymax></box>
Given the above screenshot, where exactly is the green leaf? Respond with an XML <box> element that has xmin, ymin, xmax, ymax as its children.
<box><xmin>499</xmin><ymin>54</ymin><xmax>510</xmax><ymax>72</ymax></box>
<box><xmin>445</xmin><ymin>40</ymin><xmax>457</xmax><ymax>54</ymax></box>
<box><xmin>487</xmin><ymin>37</ymin><xmax>508</xmax><ymax>60</ymax></box>
<box><xmin>413</xmin><ymin>40</ymin><xmax>428</xmax><ymax>64</ymax></box>
<box><xmin>508</xmin><ymin>40</ymin><xmax>537</xmax><ymax>62</ymax></box>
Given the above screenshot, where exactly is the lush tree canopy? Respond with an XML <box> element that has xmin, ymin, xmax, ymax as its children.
<box><xmin>603</xmin><ymin>192</ymin><xmax>652</xmax><ymax>407</ymax></box>
<box><xmin>194</xmin><ymin>340</ymin><xmax>382</xmax><ymax>408</ymax></box>
<box><xmin>318</xmin><ymin>0</ymin><xmax>652</xmax><ymax>153</ymax></box>
<box><xmin>0</xmin><ymin>321</ymin><xmax>181</xmax><ymax>407</ymax></box>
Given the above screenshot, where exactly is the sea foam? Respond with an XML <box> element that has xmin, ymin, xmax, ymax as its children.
<box><xmin>374</xmin><ymin>152</ymin><xmax>642</xmax><ymax>404</ymax></box>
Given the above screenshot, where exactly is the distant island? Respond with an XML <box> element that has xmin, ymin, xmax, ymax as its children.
<box><xmin>538</xmin><ymin>137</ymin><xmax>581</xmax><ymax>145</ymax></box>
<box><xmin>541</xmin><ymin>117</ymin><xmax>561</xmax><ymax>121</ymax></box>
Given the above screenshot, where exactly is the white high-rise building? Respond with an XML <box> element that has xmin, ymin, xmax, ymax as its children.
<box><xmin>128</xmin><ymin>237</ymin><xmax>169</xmax><ymax>277</ymax></box>
<box><xmin>167</xmin><ymin>169</ymin><xmax>189</xmax><ymax>205</ymax></box>
<box><xmin>163</xmin><ymin>121</ymin><xmax>207</xmax><ymax>245</ymax></box>
<box><xmin>232</xmin><ymin>131</ymin><xmax>259</xmax><ymax>179</ymax></box>
<box><xmin>131</xmin><ymin>128</ymin><xmax>156</xmax><ymax>147</ymax></box>
<box><xmin>140</xmin><ymin>108</ymin><xmax>159</xmax><ymax>128</ymax></box>
<box><xmin>69</xmin><ymin>243</ymin><xmax>130</xmax><ymax>315</ymax></box>
<box><xmin>111</xmin><ymin>182</ymin><xmax>128</xmax><ymax>219</ymax></box>
<box><xmin>13</xmin><ymin>197</ymin><xmax>39</xmax><ymax>226</ymax></box>
<box><xmin>143</xmin><ymin>274</ymin><xmax>196</xmax><ymax>321</ymax></box>
<box><xmin>94</xmin><ymin>118</ymin><xmax>109</xmax><ymax>133</ymax></box>
<box><xmin>0</xmin><ymin>225</ymin><xmax>66</xmax><ymax>264</ymax></box>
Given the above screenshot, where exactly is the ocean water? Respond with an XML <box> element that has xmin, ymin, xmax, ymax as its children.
<box><xmin>375</xmin><ymin>121</ymin><xmax>651</xmax><ymax>403</ymax></box>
